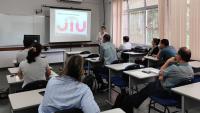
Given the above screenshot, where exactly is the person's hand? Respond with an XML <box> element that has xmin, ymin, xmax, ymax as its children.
<box><xmin>158</xmin><ymin>75</ymin><xmax>164</xmax><ymax>81</ymax></box>
<box><xmin>166</xmin><ymin>57</ymin><xmax>176</xmax><ymax>64</ymax></box>
<box><xmin>158</xmin><ymin>70</ymin><xmax>164</xmax><ymax>81</ymax></box>
<box><xmin>152</xmin><ymin>54</ymin><xmax>157</xmax><ymax>57</ymax></box>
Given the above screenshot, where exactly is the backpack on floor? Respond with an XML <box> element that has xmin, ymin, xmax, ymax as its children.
<box><xmin>83</xmin><ymin>75</ymin><xmax>96</xmax><ymax>91</ymax></box>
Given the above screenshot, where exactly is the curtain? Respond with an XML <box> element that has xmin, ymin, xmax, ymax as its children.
<box><xmin>158</xmin><ymin>0</ymin><xmax>187</xmax><ymax>50</ymax></box>
<box><xmin>189</xmin><ymin>0</ymin><xmax>200</xmax><ymax>60</ymax></box>
<box><xmin>112</xmin><ymin>0</ymin><xmax>123</xmax><ymax>47</ymax></box>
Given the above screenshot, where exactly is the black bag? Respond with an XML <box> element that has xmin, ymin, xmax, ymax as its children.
<box><xmin>83</xmin><ymin>75</ymin><xmax>95</xmax><ymax>91</ymax></box>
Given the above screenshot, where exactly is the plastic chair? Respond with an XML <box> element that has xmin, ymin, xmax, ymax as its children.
<box><xmin>22</xmin><ymin>80</ymin><xmax>48</xmax><ymax>91</ymax></box>
<box><xmin>55</xmin><ymin>108</ymin><xmax>83</xmax><ymax>113</ymax></box>
<box><xmin>84</xmin><ymin>54</ymin><xmax>99</xmax><ymax>72</ymax></box>
<box><xmin>148</xmin><ymin>79</ymin><xmax>192</xmax><ymax>113</ymax></box>
<box><xmin>192</xmin><ymin>75</ymin><xmax>200</xmax><ymax>83</ymax></box>
<box><xmin>111</xmin><ymin>64</ymin><xmax>141</xmax><ymax>93</ymax></box>
<box><xmin>121</xmin><ymin>50</ymin><xmax>131</xmax><ymax>63</ymax></box>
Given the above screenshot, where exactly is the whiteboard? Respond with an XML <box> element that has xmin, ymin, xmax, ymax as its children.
<box><xmin>0</xmin><ymin>14</ymin><xmax>49</xmax><ymax>46</ymax></box>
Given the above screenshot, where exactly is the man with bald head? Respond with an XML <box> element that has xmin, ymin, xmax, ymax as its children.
<box><xmin>115</xmin><ymin>47</ymin><xmax>194</xmax><ymax>113</ymax></box>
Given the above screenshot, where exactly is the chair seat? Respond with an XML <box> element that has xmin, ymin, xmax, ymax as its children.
<box><xmin>84</xmin><ymin>65</ymin><xmax>93</xmax><ymax>70</ymax></box>
<box><xmin>150</xmin><ymin>96</ymin><xmax>178</xmax><ymax>106</ymax></box>
<box><xmin>192</xmin><ymin>75</ymin><xmax>200</xmax><ymax>83</ymax></box>
<box><xmin>111</xmin><ymin>76</ymin><xmax>128</xmax><ymax>87</ymax></box>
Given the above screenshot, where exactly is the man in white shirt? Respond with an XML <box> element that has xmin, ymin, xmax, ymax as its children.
<box><xmin>119</xmin><ymin>36</ymin><xmax>132</xmax><ymax>51</ymax></box>
<box><xmin>97</xmin><ymin>25</ymin><xmax>108</xmax><ymax>44</ymax></box>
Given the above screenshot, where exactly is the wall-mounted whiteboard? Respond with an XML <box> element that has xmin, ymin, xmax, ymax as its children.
<box><xmin>0</xmin><ymin>14</ymin><xmax>49</xmax><ymax>46</ymax></box>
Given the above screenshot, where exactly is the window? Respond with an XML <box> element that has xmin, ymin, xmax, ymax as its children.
<box><xmin>122</xmin><ymin>1</ymin><xmax>129</xmax><ymax>39</ymax></box>
<box><xmin>146</xmin><ymin>0</ymin><xmax>158</xmax><ymax>6</ymax></box>
<box><xmin>146</xmin><ymin>8</ymin><xmax>159</xmax><ymax>45</ymax></box>
<box><xmin>129</xmin><ymin>0</ymin><xmax>145</xmax><ymax>9</ymax></box>
<box><xmin>127</xmin><ymin>0</ymin><xmax>158</xmax><ymax>45</ymax></box>
<box><xmin>129</xmin><ymin>11</ymin><xmax>145</xmax><ymax>44</ymax></box>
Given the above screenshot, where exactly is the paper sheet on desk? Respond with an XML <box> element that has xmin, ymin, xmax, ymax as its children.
<box><xmin>133</xmin><ymin>71</ymin><xmax>158</xmax><ymax>79</ymax></box>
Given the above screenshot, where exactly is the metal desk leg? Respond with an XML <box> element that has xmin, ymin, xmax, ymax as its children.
<box><xmin>147</xmin><ymin>59</ymin><xmax>150</xmax><ymax>67</ymax></box>
<box><xmin>87</xmin><ymin>61</ymin><xmax>90</xmax><ymax>75</ymax></box>
<box><xmin>129</xmin><ymin>76</ymin><xmax>131</xmax><ymax>95</ymax></box>
<box><xmin>106</xmin><ymin>69</ymin><xmax>112</xmax><ymax>105</ymax></box>
<box><xmin>181</xmin><ymin>96</ymin><xmax>185</xmax><ymax>113</ymax></box>
<box><xmin>108</xmin><ymin>69</ymin><xmax>111</xmax><ymax>101</ymax></box>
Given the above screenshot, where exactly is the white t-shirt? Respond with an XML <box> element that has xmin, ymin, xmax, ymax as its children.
<box><xmin>96</xmin><ymin>32</ymin><xmax>108</xmax><ymax>44</ymax></box>
<box><xmin>19</xmin><ymin>56</ymin><xmax>49</xmax><ymax>87</ymax></box>
<box><xmin>119</xmin><ymin>42</ymin><xmax>132</xmax><ymax>51</ymax></box>
<box><xmin>16</xmin><ymin>48</ymin><xmax>29</xmax><ymax>63</ymax></box>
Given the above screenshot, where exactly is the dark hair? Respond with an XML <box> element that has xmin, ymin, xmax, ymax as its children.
<box><xmin>178</xmin><ymin>47</ymin><xmax>191</xmax><ymax>62</ymax></box>
<box><xmin>101</xmin><ymin>25</ymin><xmax>106</xmax><ymax>30</ymax></box>
<box><xmin>103</xmin><ymin>34</ymin><xmax>111</xmax><ymax>42</ymax></box>
<box><xmin>153</xmin><ymin>38</ymin><xmax>160</xmax><ymax>45</ymax></box>
<box><xmin>26</xmin><ymin>43</ymin><xmax>42</xmax><ymax>64</ymax></box>
<box><xmin>64</xmin><ymin>55</ymin><xmax>84</xmax><ymax>81</ymax></box>
<box><xmin>123</xmin><ymin>36</ymin><xmax>129</xmax><ymax>42</ymax></box>
<box><xmin>23</xmin><ymin>39</ymin><xmax>33</xmax><ymax>49</ymax></box>
<box><xmin>160</xmin><ymin>39</ymin><xmax>169</xmax><ymax>46</ymax></box>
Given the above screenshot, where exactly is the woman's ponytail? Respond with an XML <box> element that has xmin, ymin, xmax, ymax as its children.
<box><xmin>26</xmin><ymin>43</ymin><xmax>42</xmax><ymax>64</ymax></box>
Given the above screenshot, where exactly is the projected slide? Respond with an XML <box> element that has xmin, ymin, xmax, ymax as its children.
<box><xmin>56</xmin><ymin>10</ymin><xmax>87</xmax><ymax>35</ymax></box>
<box><xmin>50</xmin><ymin>8</ymin><xmax>91</xmax><ymax>43</ymax></box>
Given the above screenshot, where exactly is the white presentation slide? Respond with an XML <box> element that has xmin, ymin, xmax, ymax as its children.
<box><xmin>50</xmin><ymin>8</ymin><xmax>91</xmax><ymax>43</ymax></box>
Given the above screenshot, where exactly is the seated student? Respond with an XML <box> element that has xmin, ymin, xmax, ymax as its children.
<box><xmin>16</xmin><ymin>38</ymin><xmax>33</xmax><ymax>64</ymax></box>
<box><xmin>18</xmin><ymin>43</ymin><xmax>51</xmax><ymax>88</ymax></box>
<box><xmin>38</xmin><ymin>55</ymin><xmax>100</xmax><ymax>113</ymax></box>
<box><xmin>157</xmin><ymin>39</ymin><xmax>176</xmax><ymax>62</ymax></box>
<box><xmin>147</xmin><ymin>38</ymin><xmax>160</xmax><ymax>56</ymax></box>
<box><xmin>99</xmin><ymin>34</ymin><xmax>118</xmax><ymax>65</ymax></box>
<box><xmin>135</xmin><ymin>38</ymin><xmax>160</xmax><ymax>66</ymax></box>
<box><xmin>119</xmin><ymin>36</ymin><xmax>132</xmax><ymax>51</ymax></box>
<box><xmin>115</xmin><ymin>47</ymin><xmax>194</xmax><ymax>113</ymax></box>
<box><xmin>93</xmin><ymin>34</ymin><xmax>118</xmax><ymax>90</ymax></box>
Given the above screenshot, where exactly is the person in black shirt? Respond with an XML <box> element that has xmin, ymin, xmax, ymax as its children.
<box><xmin>135</xmin><ymin>38</ymin><xmax>160</xmax><ymax>67</ymax></box>
<box><xmin>147</xmin><ymin>38</ymin><xmax>160</xmax><ymax>56</ymax></box>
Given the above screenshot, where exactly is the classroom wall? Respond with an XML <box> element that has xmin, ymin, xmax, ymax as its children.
<box><xmin>0</xmin><ymin>0</ymin><xmax>103</xmax><ymax>68</ymax></box>
<box><xmin>0</xmin><ymin>0</ymin><xmax>102</xmax><ymax>42</ymax></box>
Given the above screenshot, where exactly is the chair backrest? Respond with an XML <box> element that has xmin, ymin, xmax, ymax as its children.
<box><xmin>173</xmin><ymin>79</ymin><xmax>192</xmax><ymax>88</ymax></box>
<box><xmin>192</xmin><ymin>75</ymin><xmax>200</xmax><ymax>83</ymax></box>
<box><xmin>86</xmin><ymin>54</ymin><xmax>99</xmax><ymax>58</ymax></box>
<box><xmin>80</xmin><ymin>51</ymin><xmax>91</xmax><ymax>54</ymax></box>
<box><xmin>121</xmin><ymin>50</ymin><xmax>130</xmax><ymax>62</ymax></box>
<box><xmin>22</xmin><ymin>80</ymin><xmax>48</xmax><ymax>91</ymax></box>
<box><xmin>55</xmin><ymin>108</ymin><xmax>83</xmax><ymax>113</ymax></box>
<box><xmin>124</xmin><ymin>64</ymin><xmax>140</xmax><ymax>71</ymax></box>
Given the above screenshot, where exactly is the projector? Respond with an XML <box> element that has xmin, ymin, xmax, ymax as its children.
<box><xmin>58</xmin><ymin>0</ymin><xmax>83</xmax><ymax>3</ymax></box>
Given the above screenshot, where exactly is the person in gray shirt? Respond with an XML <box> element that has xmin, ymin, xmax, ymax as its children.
<box><xmin>93</xmin><ymin>34</ymin><xmax>118</xmax><ymax>90</ymax></box>
<box><xmin>114</xmin><ymin>47</ymin><xmax>194</xmax><ymax>113</ymax></box>
<box><xmin>99</xmin><ymin>34</ymin><xmax>118</xmax><ymax>65</ymax></box>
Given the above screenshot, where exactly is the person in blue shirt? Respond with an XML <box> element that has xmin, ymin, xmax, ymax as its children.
<box><xmin>114</xmin><ymin>47</ymin><xmax>194</xmax><ymax>113</ymax></box>
<box><xmin>157</xmin><ymin>39</ymin><xmax>176</xmax><ymax>63</ymax></box>
<box><xmin>38</xmin><ymin>55</ymin><xmax>100</xmax><ymax>113</ymax></box>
